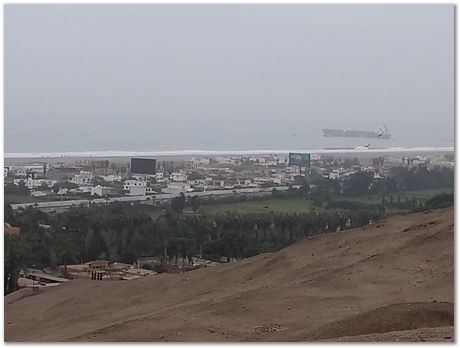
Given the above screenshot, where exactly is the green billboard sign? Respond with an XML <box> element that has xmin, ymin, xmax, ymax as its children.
<box><xmin>288</xmin><ymin>153</ymin><xmax>311</xmax><ymax>167</ymax></box>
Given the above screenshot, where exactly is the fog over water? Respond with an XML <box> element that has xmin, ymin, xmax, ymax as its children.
<box><xmin>5</xmin><ymin>5</ymin><xmax>454</xmax><ymax>153</ymax></box>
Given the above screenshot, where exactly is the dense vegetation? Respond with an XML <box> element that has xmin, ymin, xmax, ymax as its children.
<box><xmin>4</xmin><ymin>164</ymin><xmax>454</xmax><ymax>294</ymax></box>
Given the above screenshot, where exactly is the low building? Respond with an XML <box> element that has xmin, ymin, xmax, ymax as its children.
<box><xmin>70</xmin><ymin>171</ymin><xmax>93</xmax><ymax>185</ymax></box>
<box><xmin>64</xmin><ymin>260</ymin><xmax>157</xmax><ymax>281</ymax></box>
<box><xmin>253</xmin><ymin>177</ymin><xmax>272</xmax><ymax>186</ymax></box>
<box><xmin>128</xmin><ymin>186</ymin><xmax>154</xmax><ymax>196</ymax></box>
<box><xmin>9</xmin><ymin>164</ymin><xmax>46</xmax><ymax>178</ymax></box>
<box><xmin>99</xmin><ymin>174</ymin><xmax>123</xmax><ymax>182</ymax></box>
<box><xmin>22</xmin><ymin>268</ymin><xmax>69</xmax><ymax>285</ymax></box>
<box><xmin>123</xmin><ymin>179</ymin><xmax>154</xmax><ymax>196</ymax></box>
<box><xmin>329</xmin><ymin>172</ymin><xmax>340</xmax><ymax>180</ymax></box>
<box><xmin>63</xmin><ymin>264</ymin><xmax>90</xmax><ymax>279</ymax></box>
<box><xmin>14</xmin><ymin>178</ymin><xmax>57</xmax><ymax>189</ymax></box>
<box><xmin>163</xmin><ymin>182</ymin><xmax>192</xmax><ymax>194</ymax></box>
<box><xmin>188</xmin><ymin>179</ymin><xmax>206</xmax><ymax>186</ymax></box>
<box><xmin>88</xmin><ymin>260</ymin><xmax>109</xmax><ymax>270</ymax></box>
<box><xmin>91</xmin><ymin>185</ymin><xmax>115</xmax><ymax>197</ymax></box>
<box><xmin>57</xmin><ymin>188</ymin><xmax>68</xmax><ymax>195</ymax></box>
<box><xmin>123</xmin><ymin>179</ymin><xmax>144</xmax><ymax>190</ymax></box>
<box><xmin>78</xmin><ymin>186</ymin><xmax>92</xmax><ymax>194</ymax></box>
<box><xmin>170</xmin><ymin>172</ymin><xmax>187</xmax><ymax>182</ymax></box>
<box><xmin>237</xmin><ymin>179</ymin><xmax>253</xmax><ymax>187</ymax></box>
<box><xmin>191</xmin><ymin>157</ymin><xmax>210</xmax><ymax>165</ymax></box>
<box><xmin>31</xmin><ymin>190</ymin><xmax>47</xmax><ymax>198</ymax></box>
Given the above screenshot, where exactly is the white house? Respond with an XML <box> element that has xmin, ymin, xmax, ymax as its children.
<box><xmin>11</xmin><ymin>169</ymin><xmax>27</xmax><ymax>178</ymax></box>
<box><xmin>237</xmin><ymin>179</ymin><xmax>258</xmax><ymax>188</ymax></box>
<box><xmin>99</xmin><ymin>175</ymin><xmax>122</xmax><ymax>183</ymax></box>
<box><xmin>78</xmin><ymin>186</ymin><xmax>92</xmax><ymax>194</ymax></box>
<box><xmin>14</xmin><ymin>178</ymin><xmax>57</xmax><ymax>190</ymax></box>
<box><xmin>126</xmin><ymin>186</ymin><xmax>154</xmax><ymax>196</ymax></box>
<box><xmin>170</xmin><ymin>172</ymin><xmax>187</xmax><ymax>182</ymax></box>
<box><xmin>188</xmin><ymin>179</ymin><xmax>206</xmax><ymax>186</ymax></box>
<box><xmin>123</xmin><ymin>179</ymin><xmax>145</xmax><ymax>190</ymax></box>
<box><xmin>163</xmin><ymin>182</ymin><xmax>192</xmax><ymax>194</ymax></box>
<box><xmin>31</xmin><ymin>190</ymin><xmax>47</xmax><ymax>198</ymax></box>
<box><xmin>57</xmin><ymin>188</ymin><xmax>68</xmax><ymax>195</ymax></box>
<box><xmin>9</xmin><ymin>164</ymin><xmax>46</xmax><ymax>177</ymax></box>
<box><xmin>253</xmin><ymin>177</ymin><xmax>272</xmax><ymax>186</ymax></box>
<box><xmin>70</xmin><ymin>171</ymin><xmax>93</xmax><ymax>185</ymax></box>
<box><xmin>123</xmin><ymin>179</ymin><xmax>154</xmax><ymax>196</ymax></box>
<box><xmin>191</xmin><ymin>157</ymin><xmax>210</xmax><ymax>165</ymax></box>
<box><xmin>91</xmin><ymin>185</ymin><xmax>114</xmax><ymax>197</ymax></box>
<box><xmin>329</xmin><ymin>172</ymin><xmax>340</xmax><ymax>180</ymax></box>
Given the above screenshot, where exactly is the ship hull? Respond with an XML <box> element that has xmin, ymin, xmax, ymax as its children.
<box><xmin>323</xmin><ymin>128</ymin><xmax>391</xmax><ymax>139</ymax></box>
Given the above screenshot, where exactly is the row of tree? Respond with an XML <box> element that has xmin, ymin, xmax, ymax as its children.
<box><xmin>4</xmin><ymin>164</ymin><xmax>454</xmax><ymax>294</ymax></box>
<box><xmin>4</xmin><ymin>199</ymin><xmax>386</xmax><ymax>293</ymax></box>
<box><xmin>277</xmin><ymin>164</ymin><xmax>454</xmax><ymax>202</ymax></box>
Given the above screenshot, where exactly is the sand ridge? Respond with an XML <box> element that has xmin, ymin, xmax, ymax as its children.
<box><xmin>4</xmin><ymin>208</ymin><xmax>454</xmax><ymax>342</ymax></box>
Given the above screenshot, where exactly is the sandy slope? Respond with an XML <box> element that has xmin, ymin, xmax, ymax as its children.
<box><xmin>5</xmin><ymin>208</ymin><xmax>454</xmax><ymax>342</ymax></box>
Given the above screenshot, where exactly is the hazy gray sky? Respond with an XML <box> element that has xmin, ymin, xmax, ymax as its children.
<box><xmin>5</xmin><ymin>4</ymin><xmax>454</xmax><ymax>153</ymax></box>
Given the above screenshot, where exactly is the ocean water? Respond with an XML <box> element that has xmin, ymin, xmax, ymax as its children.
<box><xmin>4</xmin><ymin>129</ymin><xmax>454</xmax><ymax>159</ymax></box>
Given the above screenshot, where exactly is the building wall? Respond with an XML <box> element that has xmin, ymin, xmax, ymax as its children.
<box><xmin>127</xmin><ymin>186</ymin><xmax>147</xmax><ymax>196</ymax></box>
<box><xmin>170</xmin><ymin>173</ymin><xmax>187</xmax><ymax>182</ymax></box>
<box><xmin>123</xmin><ymin>180</ymin><xmax>146</xmax><ymax>190</ymax></box>
<box><xmin>13</xmin><ymin>178</ymin><xmax>57</xmax><ymax>189</ymax></box>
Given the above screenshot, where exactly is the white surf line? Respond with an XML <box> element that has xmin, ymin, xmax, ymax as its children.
<box><xmin>4</xmin><ymin>147</ymin><xmax>454</xmax><ymax>159</ymax></box>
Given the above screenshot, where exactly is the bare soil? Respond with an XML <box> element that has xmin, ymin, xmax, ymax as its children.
<box><xmin>5</xmin><ymin>208</ymin><xmax>454</xmax><ymax>342</ymax></box>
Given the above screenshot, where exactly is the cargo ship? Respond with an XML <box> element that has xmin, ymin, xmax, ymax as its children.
<box><xmin>323</xmin><ymin>125</ymin><xmax>391</xmax><ymax>139</ymax></box>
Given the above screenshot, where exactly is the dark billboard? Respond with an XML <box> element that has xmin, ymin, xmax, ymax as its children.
<box><xmin>288</xmin><ymin>153</ymin><xmax>311</xmax><ymax>167</ymax></box>
<box><xmin>131</xmin><ymin>158</ymin><xmax>157</xmax><ymax>175</ymax></box>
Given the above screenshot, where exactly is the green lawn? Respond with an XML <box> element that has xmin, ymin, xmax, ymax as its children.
<box><xmin>335</xmin><ymin>187</ymin><xmax>453</xmax><ymax>205</ymax></box>
<box><xmin>4</xmin><ymin>193</ymin><xmax>91</xmax><ymax>205</ymax></box>
<box><xmin>197</xmin><ymin>187</ymin><xmax>453</xmax><ymax>215</ymax></box>
<box><xmin>4</xmin><ymin>194</ymin><xmax>39</xmax><ymax>204</ymax></box>
<box><xmin>199</xmin><ymin>198</ymin><xmax>316</xmax><ymax>215</ymax></box>
<box><xmin>399</xmin><ymin>187</ymin><xmax>454</xmax><ymax>201</ymax></box>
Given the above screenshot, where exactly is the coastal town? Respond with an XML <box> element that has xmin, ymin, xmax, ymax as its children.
<box><xmin>4</xmin><ymin>151</ymin><xmax>454</xmax><ymax>212</ymax></box>
<box><xmin>5</xmin><ymin>149</ymin><xmax>454</xmax><ymax>292</ymax></box>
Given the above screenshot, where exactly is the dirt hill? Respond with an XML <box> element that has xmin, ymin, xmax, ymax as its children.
<box><xmin>5</xmin><ymin>208</ymin><xmax>454</xmax><ymax>342</ymax></box>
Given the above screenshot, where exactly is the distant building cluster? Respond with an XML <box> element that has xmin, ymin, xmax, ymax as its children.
<box><xmin>4</xmin><ymin>152</ymin><xmax>454</xmax><ymax>209</ymax></box>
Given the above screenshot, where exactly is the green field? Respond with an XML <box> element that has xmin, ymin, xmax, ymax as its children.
<box><xmin>336</xmin><ymin>187</ymin><xmax>453</xmax><ymax>205</ymax></box>
<box><xmin>198</xmin><ymin>187</ymin><xmax>453</xmax><ymax>215</ymax></box>
<box><xmin>4</xmin><ymin>193</ymin><xmax>89</xmax><ymax>205</ymax></box>
<box><xmin>199</xmin><ymin>198</ymin><xmax>316</xmax><ymax>215</ymax></box>
<box><xmin>399</xmin><ymin>187</ymin><xmax>454</xmax><ymax>201</ymax></box>
<box><xmin>4</xmin><ymin>194</ymin><xmax>39</xmax><ymax>204</ymax></box>
<box><xmin>5</xmin><ymin>187</ymin><xmax>453</xmax><ymax>212</ymax></box>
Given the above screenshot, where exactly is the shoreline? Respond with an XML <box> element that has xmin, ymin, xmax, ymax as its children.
<box><xmin>4</xmin><ymin>146</ymin><xmax>455</xmax><ymax>160</ymax></box>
